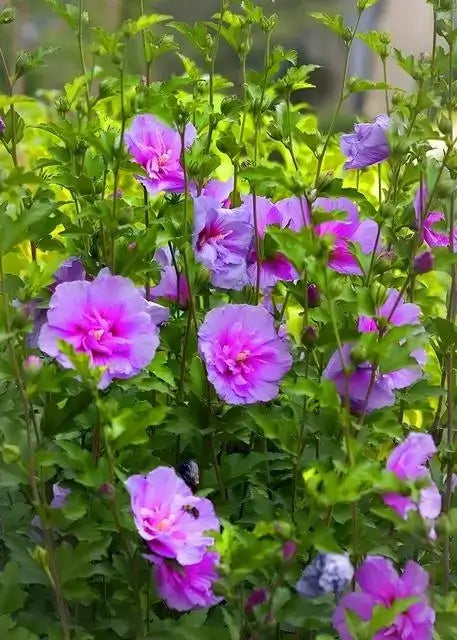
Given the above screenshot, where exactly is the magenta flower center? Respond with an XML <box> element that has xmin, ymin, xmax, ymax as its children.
<box><xmin>140</xmin><ymin>506</ymin><xmax>177</xmax><ymax>536</ymax></box>
<box><xmin>147</xmin><ymin>149</ymin><xmax>172</xmax><ymax>177</ymax></box>
<box><xmin>197</xmin><ymin>221</ymin><xmax>232</xmax><ymax>250</ymax></box>
<box><xmin>76</xmin><ymin>308</ymin><xmax>129</xmax><ymax>361</ymax></box>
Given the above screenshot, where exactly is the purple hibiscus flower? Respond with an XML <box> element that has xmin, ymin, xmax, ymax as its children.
<box><xmin>383</xmin><ymin>433</ymin><xmax>441</xmax><ymax>539</ymax></box>
<box><xmin>198</xmin><ymin>304</ymin><xmax>292</xmax><ymax>405</ymax></box>
<box><xmin>333</xmin><ymin>556</ymin><xmax>435</xmax><ymax>640</ymax></box>
<box><xmin>147</xmin><ymin>551</ymin><xmax>222</xmax><ymax>611</ymax></box>
<box><xmin>125</xmin><ymin>114</ymin><xmax>196</xmax><ymax>194</ymax></box>
<box><xmin>323</xmin><ymin>343</ymin><xmax>423</xmax><ymax>414</ymax></box>
<box><xmin>199</xmin><ymin>178</ymin><xmax>233</xmax><ymax>207</ymax></box>
<box><xmin>126</xmin><ymin>466</ymin><xmax>219</xmax><ymax>566</ymax></box>
<box><xmin>38</xmin><ymin>269</ymin><xmax>162</xmax><ymax>389</ymax></box>
<box><xmin>340</xmin><ymin>114</ymin><xmax>390</xmax><ymax>170</ymax></box>
<box><xmin>192</xmin><ymin>194</ymin><xmax>252</xmax><ymax>290</ymax></box>
<box><xmin>150</xmin><ymin>246</ymin><xmax>189</xmax><ymax>308</ymax></box>
<box><xmin>244</xmin><ymin>196</ymin><xmax>299</xmax><ymax>290</ymax></box>
<box><xmin>314</xmin><ymin>198</ymin><xmax>380</xmax><ymax>275</ymax></box>
<box><xmin>414</xmin><ymin>181</ymin><xmax>457</xmax><ymax>250</ymax></box>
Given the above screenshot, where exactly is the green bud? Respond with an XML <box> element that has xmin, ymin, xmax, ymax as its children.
<box><xmin>2</xmin><ymin>444</ymin><xmax>20</xmax><ymax>464</ymax></box>
<box><xmin>436</xmin><ymin>18</ymin><xmax>449</xmax><ymax>37</ymax></box>
<box><xmin>379</xmin><ymin>32</ymin><xmax>391</xmax><ymax>45</ymax></box>
<box><xmin>15</xmin><ymin>50</ymin><xmax>33</xmax><ymax>78</ymax></box>
<box><xmin>342</xmin><ymin>27</ymin><xmax>353</xmax><ymax>45</ymax></box>
<box><xmin>98</xmin><ymin>78</ymin><xmax>117</xmax><ymax>98</ymax></box>
<box><xmin>75</xmin><ymin>136</ymin><xmax>88</xmax><ymax>155</ymax></box>
<box><xmin>315</xmin><ymin>170</ymin><xmax>334</xmax><ymax>193</ymax></box>
<box><xmin>380</xmin><ymin>202</ymin><xmax>395</xmax><ymax>219</ymax></box>
<box><xmin>350</xmin><ymin>344</ymin><xmax>367</xmax><ymax>365</ymax></box>
<box><xmin>0</xmin><ymin>6</ymin><xmax>15</xmax><ymax>24</ymax></box>
<box><xmin>438</xmin><ymin>116</ymin><xmax>453</xmax><ymax>136</ymax></box>
<box><xmin>112</xmin><ymin>53</ymin><xmax>123</xmax><ymax>66</ymax></box>
<box><xmin>55</xmin><ymin>97</ymin><xmax>70</xmax><ymax>115</ymax></box>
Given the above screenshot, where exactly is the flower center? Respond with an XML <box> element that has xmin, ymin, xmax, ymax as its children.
<box><xmin>157</xmin><ymin>150</ymin><xmax>171</xmax><ymax>167</ymax></box>
<box><xmin>236</xmin><ymin>350</ymin><xmax>250</xmax><ymax>362</ymax></box>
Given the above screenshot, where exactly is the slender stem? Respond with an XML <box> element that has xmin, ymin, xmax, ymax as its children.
<box><xmin>111</xmin><ymin>61</ymin><xmax>127</xmax><ymax>272</ymax></box>
<box><xmin>78</xmin><ymin>0</ymin><xmax>91</xmax><ymax>115</ymax></box>
<box><xmin>365</xmin><ymin>165</ymin><xmax>383</xmax><ymax>284</ymax></box>
<box><xmin>315</xmin><ymin>11</ymin><xmax>363</xmax><ymax>183</ymax></box>
<box><xmin>286</xmin><ymin>92</ymin><xmax>299</xmax><ymax>171</ymax></box>
<box><xmin>232</xmin><ymin>47</ymin><xmax>249</xmax><ymax>207</ymax></box>
<box><xmin>0</xmin><ymin>46</ymin><xmax>17</xmax><ymax>167</ymax></box>
<box><xmin>205</xmin><ymin>0</ymin><xmax>225</xmax><ymax>153</ymax></box>
<box><xmin>139</xmin><ymin>0</ymin><xmax>151</xmax><ymax>84</ymax></box>
<box><xmin>143</xmin><ymin>186</ymin><xmax>150</xmax><ymax>301</ymax></box>
<box><xmin>382</xmin><ymin>56</ymin><xmax>389</xmax><ymax>115</ymax></box>
<box><xmin>210</xmin><ymin>434</ymin><xmax>226</xmax><ymax>501</ymax></box>
<box><xmin>0</xmin><ymin>255</ymin><xmax>70</xmax><ymax>639</ymax></box>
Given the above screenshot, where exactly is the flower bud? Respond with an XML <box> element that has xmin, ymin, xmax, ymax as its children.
<box><xmin>414</xmin><ymin>250</ymin><xmax>435</xmax><ymax>274</ymax></box>
<box><xmin>296</xmin><ymin>553</ymin><xmax>354</xmax><ymax>598</ymax></box>
<box><xmin>350</xmin><ymin>344</ymin><xmax>367</xmax><ymax>365</ymax></box>
<box><xmin>0</xmin><ymin>117</ymin><xmax>5</xmax><ymax>136</ymax></box>
<box><xmin>307</xmin><ymin>283</ymin><xmax>321</xmax><ymax>308</ymax></box>
<box><xmin>302</xmin><ymin>325</ymin><xmax>318</xmax><ymax>346</ymax></box>
<box><xmin>438</xmin><ymin>116</ymin><xmax>453</xmax><ymax>136</ymax></box>
<box><xmin>24</xmin><ymin>355</ymin><xmax>43</xmax><ymax>373</ymax></box>
<box><xmin>282</xmin><ymin>541</ymin><xmax>297</xmax><ymax>562</ymax></box>
<box><xmin>0</xmin><ymin>6</ymin><xmax>15</xmax><ymax>24</ymax></box>
<box><xmin>245</xmin><ymin>588</ymin><xmax>268</xmax><ymax>614</ymax></box>
<box><xmin>99</xmin><ymin>483</ymin><xmax>115</xmax><ymax>499</ymax></box>
<box><xmin>55</xmin><ymin>97</ymin><xmax>70</xmax><ymax>115</ymax></box>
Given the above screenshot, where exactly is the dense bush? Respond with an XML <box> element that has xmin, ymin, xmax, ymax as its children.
<box><xmin>0</xmin><ymin>0</ymin><xmax>457</xmax><ymax>639</ymax></box>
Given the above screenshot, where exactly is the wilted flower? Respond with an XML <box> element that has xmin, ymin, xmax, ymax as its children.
<box><xmin>244</xmin><ymin>196</ymin><xmax>299</xmax><ymax>290</ymax></box>
<box><xmin>340</xmin><ymin>114</ymin><xmax>390</xmax><ymax>170</ymax></box>
<box><xmin>192</xmin><ymin>195</ymin><xmax>252</xmax><ymax>290</ymax></box>
<box><xmin>414</xmin><ymin>181</ymin><xmax>457</xmax><ymax>250</ymax></box>
<box><xmin>126</xmin><ymin>466</ymin><xmax>219</xmax><ymax>566</ymax></box>
<box><xmin>333</xmin><ymin>556</ymin><xmax>435</xmax><ymax>640</ymax></box>
<box><xmin>150</xmin><ymin>246</ymin><xmax>189</xmax><ymax>308</ymax></box>
<box><xmin>383</xmin><ymin>433</ymin><xmax>441</xmax><ymax>538</ymax></box>
<box><xmin>245</xmin><ymin>588</ymin><xmax>268</xmax><ymax>614</ymax></box>
<box><xmin>198</xmin><ymin>304</ymin><xmax>292</xmax><ymax>404</ymax></box>
<box><xmin>38</xmin><ymin>269</ymin><xmax>161</xmax><ymax>389</ymax></box>
<box><xmin>125</xmin><ymin>114</ymin><xmax>196</xmax><ymax>194</ymax></box>
<box><xmin>148</xmin><ymin>552</ymin><xmax>222</xmax><ymax>611</ymax></box>
<box><xmin>414</xmin><ymin>251</ymin><xmax>435</xmax><ymax>274</ymax></box>
<box><xmin>178</xmin><ymin>459</ymin><xmax>200</xmax><ymax>492</ymax></box>
<box><xmin>323</xmin><ymin>343</ymin><xmax>423</xmax><ymax>414</ymax></box>
<box><xmin>296</xmin><ymin>553</ymin><xmax>353</xmax><ymax>598</ymax></box>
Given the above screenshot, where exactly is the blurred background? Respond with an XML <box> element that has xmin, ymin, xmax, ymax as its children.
<box><xmin>0</xmin><ymin>0</ymin><xmax>433</xmax><ymax>120</ymax></box>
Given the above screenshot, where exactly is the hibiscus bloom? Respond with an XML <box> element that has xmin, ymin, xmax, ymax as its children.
<box><xmin>340</xmin><ymin>114</ymin><xmax>390</xmax><ymax>170</ymax></box>
<box><xmin>126</xmin><ymin>466</ymin><xmax>219</xmax><ymax>566</ymax></box>
<box><xmin>125</xmin><ymin>114</ymin><xmax>196</xmax><ymax>194</ymax></box>
<box><xmin>38</xmin><ymin>269</ymin><xmax>161</xmax><ymax>389</ymax></box>
<box><xmin>193</xmin><ymin>195</ymin><xmax>252</xmax><ymax>290</ymax></box>
<box><xmin>414</xmin><ymin>181</ymin><xmax>457</xmax><ymax>249</ymax></box>
<box><xmin>333</xmin><ymin>556</ymin><xmax>435</xmax><ymax>640</ymax></box>
<box><xmin>150</xmin><ymin>246</ymin><xmax>189</xmax><ymax>308</ymax></box>
<box><xmin>148</xmin><ymin>552</ymin><xmax>222</xmax><ymax>611</ymax></box>
<box><xmin>198</xmin><ymin>304</ymin><xmax>292</xmax><ymax>404</ymax></box>
<box><xmin>383</xmin><ymin>433</ymin><xmax>441</xmax><ymax>538</ymax></box>
<box><xmin>314</xmin><ymin>197</ymin><xmax>380</xmax><ymax>275</ymax></box>
<box><xmin>244</xmin><ymin>196</ymin><xmax>299</xmax><ymax>290</ymax></box>
<box><xmin>323</xmin><ymin>343</ymin><xmax>423</xmax><ymax>414</ymax></box>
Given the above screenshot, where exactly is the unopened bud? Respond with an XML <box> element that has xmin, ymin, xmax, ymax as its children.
<box><xmin>414</xmin><ymin>250</ymin><xmax>435</xmax><ymax>274</ymax></box>
<box><xmin>99</xmin><ymin>483</ymin><xmax>115</xmax><ymax>499</ymax></box>
<box><xmin>0</xmin><ymin>116</ymin><xmax>5</xmax><ymax>136</ymax></box>
<box><xmin>307</xmin><ymin>283</ymin><xmax>321</xmax><ymax>308</ymax></box>
<box><xmin>302</xmin><ymin>325</ymin><xmax>318</xmax><ymax>346</ymax></box>
<box><xmin>282</xmin><ymin>541</ymin><xmax>297</xmax><ymax>562</ymax></box>
<box><xmin>24</xmin><ymin>355</ymin><xmax>43</xmax><ymax>372</ymax></box>
<box><xmin>0</xmin><ymin>6</ymin><xmax>15</xmax><ymax>24</ymax></box>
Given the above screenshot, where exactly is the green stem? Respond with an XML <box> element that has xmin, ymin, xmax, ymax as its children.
<box><xmin>315</xmin><ymin>11</ymin><xmax>363</xmax><ymax>183</ymax></box>
<box><xmin>110</xmin><ymin>61</ymin><xmax>127</xmax><ymax>272</ymax></box>
<box><xmin>382</xmin><ymin>56</ymin><xmax>389</xmax><ymax>115</ymax></box>
<box><xmin>206</xmin><ymin>0</ymin><xmax>225</xmax><ymax>152</ymax></box>
<box><xmin>0</xmin><ymin>46</ymin><xmax>17</xmax><ymax>166</ymax></box>
<box><xmin>78</xmin><ymin>0</ymin><xmax>91</xmax><ymax>115</ymax></box>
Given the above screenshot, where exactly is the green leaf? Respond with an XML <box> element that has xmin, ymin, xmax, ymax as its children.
<box><xmin>310</xmin><ymin>13</ymin><xmax>346</xmax><ymax>37</ymax></box>
<box><xmin>0</xmin><ymin>562</ymin><xmax>25</xmax><ymax>614</ymax></box>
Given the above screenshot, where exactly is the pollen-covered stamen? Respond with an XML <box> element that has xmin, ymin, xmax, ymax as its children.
<box><xmin>236</xmin><ymin>350</ymin><xmax>250</xmax><ymax>362</ymax></box>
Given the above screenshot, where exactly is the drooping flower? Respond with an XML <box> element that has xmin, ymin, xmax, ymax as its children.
<box><xmin>38</xmin><ymin>269</ymin><xmax>161</xmax><ymax>389</ymax></box>
<box><xmin>383</xmin><ymin>433</ymin><xmax>441</xmax><ymax>538</ymax></box>
<box><xmin>198</xmin><ymin>304</ymin><xmax>292</xmax><ymax>405</ymax></box>
<box><xmin>297</xmin><ymin>553</ymin><xmax>354</xmax><ymax>598</ymax></box>
<box><xmin>125</xmin><ymin>466</ymin><xmax>219</xmax><ymax>566</ymax></box>
<box><xmin>358</xmin><ymin>288</ymin><xmax>420</xmax><ymax>334</ymax></box>
<box><xmin>313</xmin><ymin>198</ymin><xmax>380</xmax><ymax>275</ymax></box>
<box><xmin>414</xmin><ymin>181</ymin><xmax>457</xmax><ymax>250</ymax></box>
<box><xmin>244</xmin><ymin>196</ymin><xmax>299</xmax><ymax>290</ymax></box>
<box><xmin>125</xmin><ymin>114</ymin><xmax>197</xmax><ymax>194</ymax></box>
<box><xmin>323</xmin><ymin>343</ymin><xmax>423</xmax><ymax>414</ymax></box>
<box><xmin>340</xmin><ymin>114</ymin><xmax>390</xmax><ymax>170</ymax></box>
<box><xmin>150</xmin><ymin>246</ymin><xmax>189</xmax><ymax>308</ymax></box>
<box><xmin>148</xmin><ymin>552</ymin><xmax>222</xmax><ymax>611</ymax></box>
<box><xmin>333</xmin><ymin>556</ymin><xmax>435</xmax><ymax>640</ymax></box>
<box><xmin>192</xmin><ymin>195</ymin><xmax>252</xmax><ymax>290</ymax></box>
